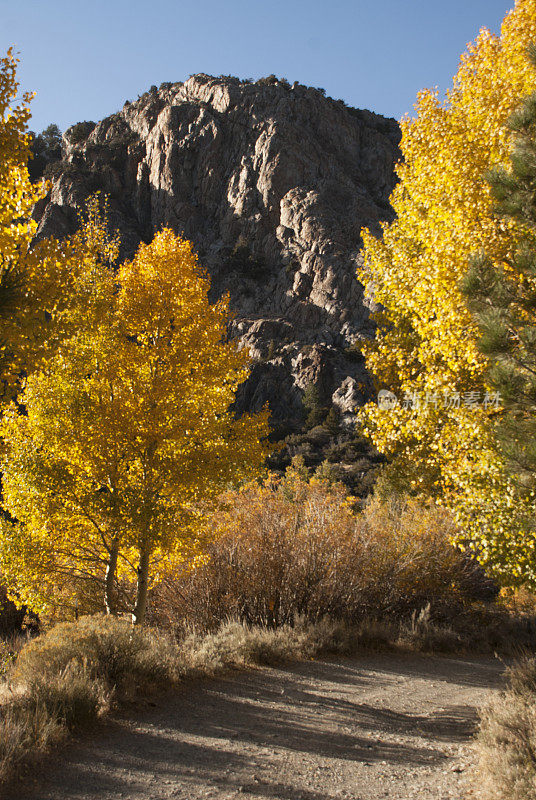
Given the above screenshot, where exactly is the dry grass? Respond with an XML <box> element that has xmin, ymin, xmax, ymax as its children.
<box><xmin>0</xmin><ymin>661</ymin><xmax>110</xmax><ymax>785</ymax></box>
<box><xmin>180</xmin><ymin>620</ymin><xmax>314</xmax><ymax>672</ymax></box>
<box><xmin>0</xmin><ymin>615</ymin><xmax>177</xmax><ymax>786</ymax></box>
<box><xmin>0</xmin><ymin>608</ymin><xmax>504</xmax><ymax>789</ymax></box>
<box><xmin>474</xmin><ymin>655</ymin><xmax>536</xmax><ymax>800</ymax></box>
<box><xmin>1</xmin><ymin>608</ymin><xmax>534</xmax><ymax>791</ymax></box>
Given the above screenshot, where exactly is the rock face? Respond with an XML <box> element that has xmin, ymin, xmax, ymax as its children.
<box><xmin>34</xmin><ymin>75</ymin><xmax>400</xmax><ymax>427</ymax></box>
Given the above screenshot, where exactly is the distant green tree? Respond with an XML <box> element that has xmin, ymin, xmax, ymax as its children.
<box><xmin>303</xmin><ymin>382</ymin><xmax>328</xmax><ymax>429</ymax></box>
<box><xmin>28</xmin><ymin>123</ymin><xmax>62</xmax><ymax>181</ymax></box>
<box><xmin>323</xmin><ymin>405</ymin><xmax>341</xmax><ymax>436</ymax></box>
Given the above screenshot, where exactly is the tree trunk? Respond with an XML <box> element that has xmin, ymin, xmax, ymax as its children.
<box><xmin>132</xmin><ymin>547</ymin><xmax>151</xmax><ymax>626</ymax></box>
<box><xmin>104</xmin><ymin>537</ymin><xmax>120</xmax><ymax>615</ymax></box>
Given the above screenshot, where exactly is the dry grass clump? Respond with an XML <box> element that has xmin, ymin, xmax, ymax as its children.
<box><xmin>152</xmin><ymin>473</ymin><xmax>495</xmax><ymax>635</ymax></box>
<box><xmin>474</xmin><ymin>656</ymin><xmax>536</xmax><ymax>800</ymax></box>
<box><xmin>179</xmin><ymin>617</ymin><xmax>391</xmax><ymax>674</ymax></box>
<box><xmin>177</xmin><ymin>615</ymin><xmax>478</xmax><ymax>675</ymax></box>
<box><xmin>0</xmin><ymin>700</ymin><xmax>64</xmax><ymax>779</ymax></box>
<box><xmin>394</xmin><ymin>604</ymin><xmax>463</xmax><ymax>653</ymax></box>
<box><xmin>14</xmin><ymin>614</ymin><xmax>178</xmax><ymax>699</ymax></box>
<box><xmin>180</xmin><ymin>620</ymin><xmax>315</xmax><ymax>672</ymax></box>
<box><xmin>0</xmin><ymin>660</ymin><xmax>111</xmax><ymax>784</ymax></box>
<box><xmin>0</xmin><ymin>615</ymin><xmax>178</xmax><ymax>786</ymax></box>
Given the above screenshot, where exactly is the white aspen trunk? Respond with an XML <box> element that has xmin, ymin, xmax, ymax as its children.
<box><xmin>104</xmin><ymin>537</ymin><xmax>120</xmax><ymax>615</ymax></box>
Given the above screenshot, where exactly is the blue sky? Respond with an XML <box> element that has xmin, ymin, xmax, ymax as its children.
<box><xmin>2</xmin><ymin>0</ymin><xmax>517</xmax><ymax>134</ymax></box>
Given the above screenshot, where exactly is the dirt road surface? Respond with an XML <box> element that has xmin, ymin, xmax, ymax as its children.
<box><xmin>12</xmin><ymin>653</ymin><xmax>503</xmax><ymax>800</ymax></box>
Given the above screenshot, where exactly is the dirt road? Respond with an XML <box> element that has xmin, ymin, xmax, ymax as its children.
<box><xmin>13</xmin><ymin>653</ymin><xmax>503</xmax><ymax>800</ymax></box>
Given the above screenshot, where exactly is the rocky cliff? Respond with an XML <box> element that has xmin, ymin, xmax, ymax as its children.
<box><xmin>34</xmin><ymin>74</ymin><xmax>400</xmax><ymax>454</ymax></box>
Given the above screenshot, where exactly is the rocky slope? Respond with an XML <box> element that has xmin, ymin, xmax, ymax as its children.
<box><xmin>34</xmin><ymin>74</ymin><xmax>400</xmax><ymax>442</ymax></box>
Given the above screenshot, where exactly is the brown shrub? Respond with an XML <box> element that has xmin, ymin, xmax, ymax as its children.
<box><xmin>475</xmin><ymin>655</ymin><xmax>536</xmax><ymax>800</ymax></box>
<box><xmin>0</xmin><ymin>615</ymin><xmax>178</xmax><ymax>786</ymax></box>
<box><xmin>151</xmin><ymin>473</ymin><xmax>492</xmax><ymax>634</ymax></box>
<box><xmin>14</xmin><ymin>615</ymin><xmax>178</xmax><ymax>700</ymax></box>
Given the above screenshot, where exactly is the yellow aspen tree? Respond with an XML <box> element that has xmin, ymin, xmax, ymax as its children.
<box><xmin>0</xmin><ymin>52</ymin><xmax>118</xmax><ymax>398</ymax></box>
<box><xmin>359</xmin><ymin>1</ymin><xmax>536</xmax><ymax>481</ymax></box>
<box><xmin>0</xmin><ymin>48</ymin><xmax>48</xmax><ymax>395</ymax></box>
<box><xmin>0</xmin><ymin>230</ymin><xmax>271</xmax><ymax>624</ymax></box>
<box><xmin>357</xmin><ymin>0</ymin><xmax>536</xmax><ymax>584</ymax></box>
<box><xmin>360</xmin><ymin>0</ymin><xmax>536</xmax><ymax>560</ymax></box>
<box><xmin>0</xmin><ymin>45</ymin><xmax>125</xmax><ymax>614</ymax></box>
<box><xmin>0</xmin><ymin>197</ymin><xmax>120</xmax><ymax>617</ymax></box>
<box><xmin>0</xmin><ymin>48</ymin><xmax>44</xmax><ymax>275</ymax></box>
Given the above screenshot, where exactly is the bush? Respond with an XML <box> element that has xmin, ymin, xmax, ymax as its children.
<box><xmin>268</xmin><ymin>417</ymin><xmax>384</xmax><ymax>497</ymax></box>
<box><xmin>14</xmin><ymin>615</ymin><xmax>178</xmax><ymax>699</ymax></box>
<box><xmin>24</xmin><ymin>663</ymin><xmax>110</xmax><ymax>729</ymax></box>
<box><xmin>151</xmin><ymin>472</ymin><xmax>491</xmax><ymax>634</ymax></box>
<box><xmin>64</xmin><ymin>121</ymin><xmax>96</xmax><ymax>145</ymax></box>
<box><xmin>475</xmin><ymin>656</ymin><xmax>536</xmax><ymax>800</ymax></box>
<box><xmin>227</xmin><ymin>241</ymin><xmax>266</xmax><ymax>278</ymax></box>
<box><xmin>0</xmin><ymin>615</ymin><xmax>178</xmax><ymax>785</ymax></box>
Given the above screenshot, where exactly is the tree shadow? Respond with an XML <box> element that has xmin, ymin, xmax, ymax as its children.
<box><xmin>285</xmin><ymin>653</ymin><xmax>505</xmax><ymax>690</ymax></box>
<box><xmin>10</xmin><ymin>654</ymin><xmax>503</xmax><ymax>800</ymax></box>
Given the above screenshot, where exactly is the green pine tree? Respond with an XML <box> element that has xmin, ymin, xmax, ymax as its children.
<box><xmin>462</xmin><ymin>43</ymin><xmax>536</xmax><ymax>492</ymax></box>
<box><xmin>323</xmin><ymin>405</ymin><xmax>341</xmax><ymax>435</ymax></box>
<box><xmin>302</xmin><ymin>381</ymin><xmax>328</xmax><ymax>429</ymax></box>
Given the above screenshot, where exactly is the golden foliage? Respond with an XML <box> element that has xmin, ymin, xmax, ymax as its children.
<box><xmin>357</xmin><ymin>1</ymin><xmax>536</xmax><ymax>582</ymax></box>
<box><xmin>0</xmin><ymin>49</ymin><xmax>44</xmax><ymax>262</ymax></box>
<box><xmin>0</xmin><ymin>53</ymin><xmax>120</xmax><ymax>399</ymax></box>
<box><xmin>0</xmin><ymin>48</ymin><xmax>47</xmax><ymax>396</ymax></box>
<box><xmin>0</xmin><ymin>225</ymin><xmax>271</xmax><ymax>619</ymax></box>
